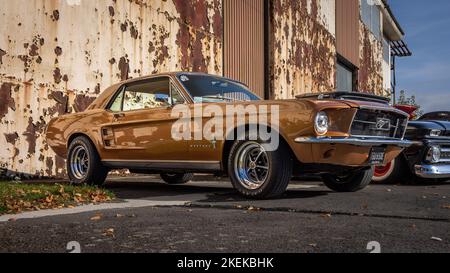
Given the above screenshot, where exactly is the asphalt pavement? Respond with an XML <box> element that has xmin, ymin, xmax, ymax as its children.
<box><xmin>0</xmin><ymin>175</ymin><xmax>449</xmax><ymax>253</ymax></box>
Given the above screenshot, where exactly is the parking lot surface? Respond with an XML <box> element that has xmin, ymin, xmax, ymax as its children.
<box><xmin>1</xmin><ymin>176</ymin><xmax>449</xmax><ymax>253</ymax></box>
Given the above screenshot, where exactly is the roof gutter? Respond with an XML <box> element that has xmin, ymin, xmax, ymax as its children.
<box><xmin>381</xmin><ymin>0</ymin><xmax>405</xmax><ymax>41</ymax></box>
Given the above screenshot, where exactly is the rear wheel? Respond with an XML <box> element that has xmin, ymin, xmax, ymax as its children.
<box><xmin>160</xmin><ymin>173</ymin><xmax>194</xmax><ymax>185</ymax></box>
<box><xmin>228</xmin><ymin>140</ymin><xmax>293</xmax><ymax>199</ymax></box>
<box><xmin>322</xmin><ymin>168</ymin><xmax>374</xmax><ymax>192</ymax></box>
<box><xmin>67</xmin><ymin>136</ymin><xmax>109</xmax><ymax>186</ymax></box>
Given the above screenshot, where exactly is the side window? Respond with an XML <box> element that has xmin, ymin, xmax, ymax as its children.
<box><xmin>123</xmin><ymin>78</ymin><xmax>171</xmax><ymax>111</ymax></box>
<box><xmin>109</xmin><ymin>89</ymin><xmax>124</xmax><ymax>112</ymax></box>
<box><xmin>170</xmin><ymin>84</ymin><xmax>186</xmax><ymax>105</ymax></box>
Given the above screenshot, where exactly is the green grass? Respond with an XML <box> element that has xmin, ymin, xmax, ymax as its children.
<box><xmin>0</xmin><ymin>181</ymin><xmax>115</xmax><ymax>215</ymax></box>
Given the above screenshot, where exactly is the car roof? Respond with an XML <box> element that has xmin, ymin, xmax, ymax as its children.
<box><xmin>88</xmin><ymin>72</ymin><xmax>249</xmax><ymax>110</ymax></box>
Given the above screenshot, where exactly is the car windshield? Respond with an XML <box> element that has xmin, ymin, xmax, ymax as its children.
<box><xmin>177</xmin><ymin>74</ymin><xmax>260</xmax><ymax>103</ymax></box>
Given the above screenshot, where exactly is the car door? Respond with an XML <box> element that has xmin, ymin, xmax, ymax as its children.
<box><xmin>101</xmin><ymin>77</ymin><xmax>189</xmax><ymax>162</ymax></box>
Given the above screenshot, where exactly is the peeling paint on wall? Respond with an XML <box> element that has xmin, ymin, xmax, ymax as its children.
<box><xmin>0</xmin><ymin>0</ymin><xmax>223</xmax><ymax>177</ymax></box>
<box><xmin>270</xmin><ymin>0</ymin><xmax>337</xmax><ymax>99</ymax></box>
<box><xmin>358</xmin><ymin>22</ymin><xmax>383</xmax><ymax>95</ymax></box>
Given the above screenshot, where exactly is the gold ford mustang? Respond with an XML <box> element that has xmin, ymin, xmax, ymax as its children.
<box><xmin>46</xmin><ymin>72</ymin><xmax>412</xmax><ymax>199</ymax></box>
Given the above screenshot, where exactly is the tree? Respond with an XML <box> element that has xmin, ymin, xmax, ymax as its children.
<box><xmin>397</xmin><ymin>90</ymin><xmax>424</xmax><ymax>118</ymax></box>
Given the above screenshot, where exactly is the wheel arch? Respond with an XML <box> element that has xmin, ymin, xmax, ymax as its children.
<box><xmin>67</xmin><ymin>132</ymin><xmax>102</xmax><ymax>159</ymax></box>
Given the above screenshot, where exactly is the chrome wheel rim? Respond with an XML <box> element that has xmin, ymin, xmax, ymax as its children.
<box><xmin>70</xmin><ymin>145</ymin><xmax>89</xmax><ymax>180</ymax></box>
<box><xmin>234</xmin><ymin>142</ymin><xmax>270</xmax><ymax>190</ymax></box>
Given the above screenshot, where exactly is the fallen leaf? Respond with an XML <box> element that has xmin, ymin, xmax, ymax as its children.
<box><xmin>103</xmin><ymin>228</ymin><xmax>115</xmax><ymax>237</ymax></box>
<box><xmin>90</xmin><ymin>214</ymin><xmax>102</xmax><ymax>221</ymax></box>
<box><xmin>321</xmin><ymin>213</ymin><xmax>332</xmax><ymax>218</ymax></box>
<box><xmin>308</xmin><ymin>243</ymin><xmax>317</xmax><ymax>248</ymax></box>
<box><xmin>115</xmin><ymin>214</ymin><xmax>125</xmax><ymax>218</ymax></box>
<box><xmin>386</xmin><ymin>189</ymin><xmax>392</xmax><ymax>192</ymax></box>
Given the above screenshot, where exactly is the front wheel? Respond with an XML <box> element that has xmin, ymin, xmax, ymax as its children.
<box><xmin>228</xmin><ymin>140</ymin><xmax>293</xmax><ymax>199</ymax></box>
<box><xmin>67</xmin><ymin>136</ymin><xmax>109</xmax><ymax>186</ymax></box>
<box><xmin>322</xmin><ymin>168</ymin><xmax>374</xmax><ymax>192</ymax></box>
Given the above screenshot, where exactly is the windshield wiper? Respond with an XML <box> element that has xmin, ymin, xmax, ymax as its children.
<box><xmin>201</xmin><ymin>95</ymin><xmax>235</xmax><ymax>102</ymax></box>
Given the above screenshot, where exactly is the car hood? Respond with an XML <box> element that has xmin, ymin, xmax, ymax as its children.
<box><xmin>300</xmin><ymin>98</ymin><xmax>406</xmax><ymax>115</ymax></box>
<box><xmin>409</xmin><ymin>120</ymin><xmax>450</xmax><ymax>136</ymax></box>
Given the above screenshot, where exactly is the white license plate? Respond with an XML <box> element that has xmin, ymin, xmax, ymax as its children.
<box><xmin>369</xmin><ymin>147</ymin><xmax>386</xmax><ymax>165</ymax></box>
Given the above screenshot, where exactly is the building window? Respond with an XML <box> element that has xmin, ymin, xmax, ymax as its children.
<box><xmin>337</xmin><ymin>61</ymin><xmax>355</xmax><ymax>92</ymax></box>
<box><xmin>360</xmin><ymin>0</ymin><xmax>381</xmax><ymax>40</ymax></box>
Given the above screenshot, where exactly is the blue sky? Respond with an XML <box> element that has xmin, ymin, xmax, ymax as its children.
<box><xmin>389</xmin><ymin>0</ymin><xmax>450</xmax><ymax>113</ymax></box>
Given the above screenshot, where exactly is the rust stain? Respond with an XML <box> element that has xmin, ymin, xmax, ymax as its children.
<box><xmin>54</xmin><ymin>46</ymin><xmax>63</xmax><ymax>56</ymax></box>
<box><xmin>118</xmin><ymin>56</ymin><xmax>130</xmax><ymax>81</ymax></box>
<box><xmin>74</xmin><ymin>95</ymin><xmax>96</xmax><ymax>113</ymax></box>
<box><xmin>0</xmin><ymin>83</ymin><xmax>16</xmax><ymax>120</ymax></box>
<box><xmin>23</xmin><ymin>117</ymin><xmax>46</xmax><ymax>155</ymax></box>
<box><xmin>48</xmin><ymin>91</ymin><xmax>69</xmax><ymax>115</ymax></box>
<box><xmin>45</xmin><ymin>157</ymin><xmax>54</xmax><ymax>177</ymax></box>
<box><xmin>53</xmin><ymin>67</ymin><xmax>62</xmax><ymax>84</ymax></box>
<box><xmin>0</xmin><ymin>48</ymin><xmax>6</xmax><ymax>65</ymax></box>
<box><xmin>4</xmin><ymin>132</ymin><xmax>19</xmax><ymax>145</ymax></box>
<box><xmin>108</xmin><ymin>6</ymin><xmax>115</xmax><ymax>17</ymax></box>
<box><xmin>51</xmin><ymin>10</ymin><xmax>60</xmax><ymax>21</ymax></box>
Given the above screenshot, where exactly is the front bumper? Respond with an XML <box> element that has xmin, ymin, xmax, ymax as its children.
<box><xmin>292</xmin><ymin>137</ymin><xmax>410</xmax><ymax>166</ymax></box>
<box><xmin>295</xmin><ymin>137</ymin><xmax>412</xmax><ymax>148</ymax></box>
<box><xmin>415</xmin><ymin>164</ymin><xmax>450</xmax><ymax>179</ymax></box>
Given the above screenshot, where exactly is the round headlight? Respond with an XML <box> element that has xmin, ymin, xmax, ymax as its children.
<box><xmin>429</xmin><ymin>129</ymin><xmax>442</xmax><ymax>137</ymax></box>
<box><xmin>315</xmin><ymin>112</ymin><xmax>329</xmax><ymax>135</ymax></box>
<box><xmin>427</xmin><ymin>146</ymin><xmax>441</xmax><ymax>163</ymax></box>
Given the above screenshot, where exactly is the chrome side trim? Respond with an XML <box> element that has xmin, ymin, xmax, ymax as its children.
<box><xmin>415</xmin><ymin>164</ymin><xmax>450</xmax><ymax>179</ymax></box>
<box><xmin>102</xmin><ymin>160</ymin><xmax>221</xmax><ymax>172</ymax></box>
<box><xmin>294</xmin><ymin>137</ymin><xmax>413</xmax><ymax>147</ymax></box>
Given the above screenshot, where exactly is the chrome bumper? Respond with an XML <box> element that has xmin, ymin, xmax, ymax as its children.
<box><xmin>294</xmin><ymin>137</ymin><xmax>413</xmax><ymax>148</ymax></box>
<box><xmin>415</xmin><ymin>164</ymin><xmax>450</xmax><ymax>179</ymax></box>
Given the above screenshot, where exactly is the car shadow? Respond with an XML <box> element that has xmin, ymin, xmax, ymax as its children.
<box><xmin>105</xmin><ymin>181</ymin><xmax>234</xmax><ymax>199</ymax></box>
<box><xmin>196</xmin><ymin>190</ymin><xmax>330</xmax><ymax>203</ymax></box>
<box><xmin>105</xmin><ymin>180</ymin><xmax>330</xmax><ymax>202</ymax></box>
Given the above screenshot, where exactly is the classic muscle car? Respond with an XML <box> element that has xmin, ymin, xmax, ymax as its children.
<box><xmin>46</xmin><ymin>72</ymin><xmax>411</xmax><ymax>198</ymax></box>
<box><xmin>373</xmin><ymin>107</ymin><xmax>450</xmax><ymax>183</ymax></box>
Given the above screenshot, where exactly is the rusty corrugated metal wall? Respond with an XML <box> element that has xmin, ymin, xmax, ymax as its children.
<box><xmin>0</xmin><ymin>0</ymin><xmax>223</xmax><ymax>177</ymax></box>
<box><xmin>224</xmin><ymin>0</ymin><xmax>265</xmax><ymax>98</ymax></box>
<box><xmin>358</xmin><ymin>19</ymin><xmax>384</xmax><ymax>95</ymax></box>
<box><xmin>270</xmin><ymin>0</ymin><xmax>337</xmax><ymax>99</ymax></box>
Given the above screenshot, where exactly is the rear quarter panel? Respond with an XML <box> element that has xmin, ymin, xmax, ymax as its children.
<box><xmin>46</xmin><ymin>110</ymin><xmax>110</xmax><ymax>158</ymax></box>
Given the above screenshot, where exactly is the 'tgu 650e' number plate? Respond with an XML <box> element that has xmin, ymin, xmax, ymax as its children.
<box><xmin>369</xmin><ymin>147</ymin><xmax>386</xmax><ymax>165</ymax></box>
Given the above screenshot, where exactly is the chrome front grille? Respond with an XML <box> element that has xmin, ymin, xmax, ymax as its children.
<box><xmin>442</xmin><ymin>147</ymin><xmax>450</xmax><ymax>161</ymax></box>
<box><xmin>351</xmin><ymin>109</ymin><xmax>408</xmax><ymax>139</ymax></box>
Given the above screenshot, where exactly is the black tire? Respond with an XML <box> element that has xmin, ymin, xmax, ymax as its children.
<box><xmin>228</xmin><ymin>139</ymin><xmax>293</xmax><ymax>199</ymax></box>
<box><xmin>67</xmin><ymin>136</ymin><xmax>109</xmax><ymax>186</ymax></box>
<box><xmin>322</xmin><ymin>168</ymin><xmax>374</xmax><ymax>192</ymax></box>
<box><xmin>160</xmin><ymin>173</ymin><xmax>194</xmax><ymax>185</ymax></box>
<box><xmin>372</xmin><ymin>156</ymin><xmax>408</xmax><ymax>184</ymax></box>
